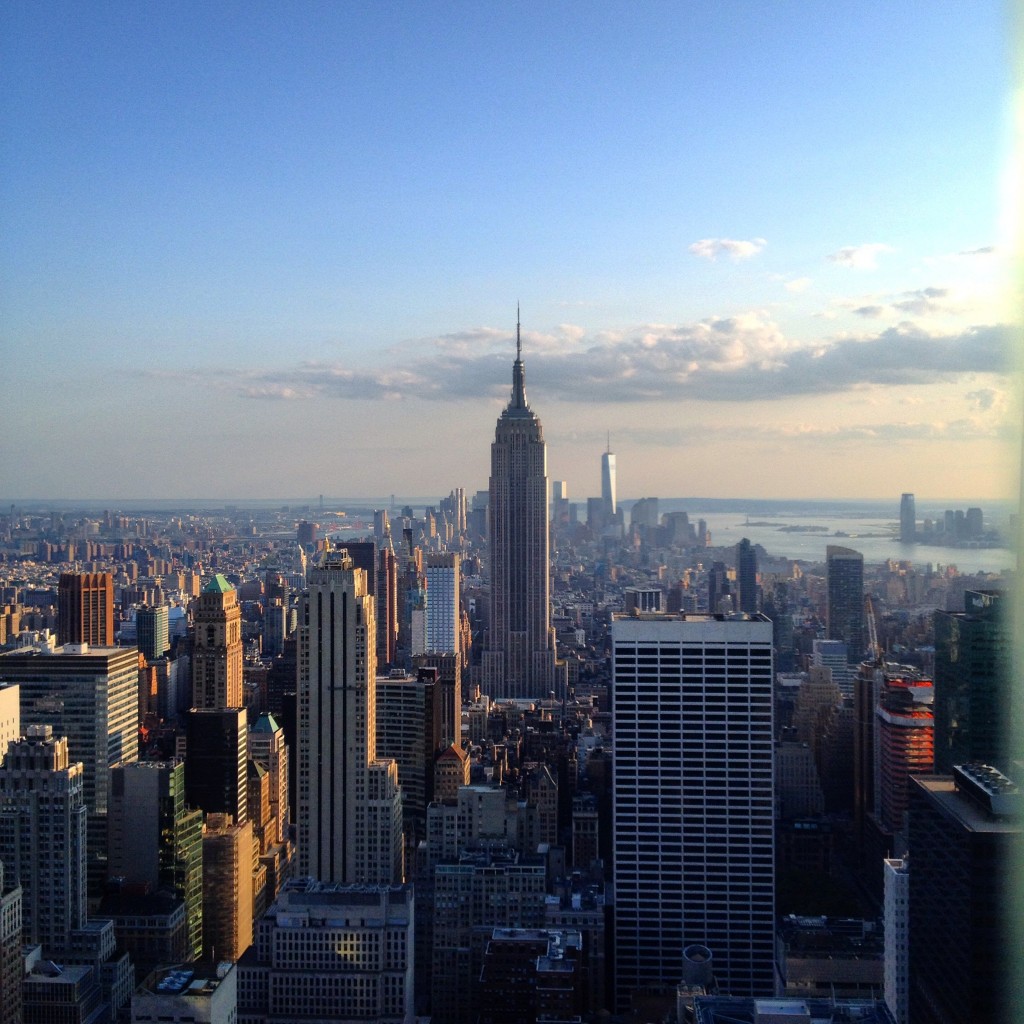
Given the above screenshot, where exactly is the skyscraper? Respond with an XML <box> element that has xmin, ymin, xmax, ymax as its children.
<box><xmin>58</xmin><ymin>571</ymin><xmax>114</xmax><ymax>646</ymax></box>
<box><xmin>735</xmin><ymin>537</ymin><xmax>758</xmax><ymax>614</ymax></box>
<box><xmin>612</xmin><ymin>611</ymin><xmax>775</xmax><ymax>1004</ymax></box>
<box><xmin>184</xmin><ymin>707</ymin><xmax>248</xmax><ymax>825</ymax></box>
<box><xmin>0</xmin><ymin>862</ymin><xmax>21</xmax><ymax>1024</ymax></box>
<box><xmin>483</xmin><ymin>316</ymin><xmax>558</xmax><ymax>699</ymax></box>
<box><xmin>826</xmin><ymin>545</ymin><xmax>865</xmax><ymax>663</ymax></box>
<box><xmin>297</xmin><ymin>548</ymin><xmax>403</xmax><ymax>885</ymax></box>
<box><xmin>191</xmin><ymin>574</ymin><xmax>243</xmax><ymax>709</ymax></box>
<box><xmin>933</xmin><ymin>590</ymin><xmax>1010</xmax><ymax>773</ymax></box>
<box><xmin>136</xmin><ymin>604</ymin><xmax>170</xmax><ymax>662</ymax></box>
<box><xmin>908</xmin><ymin>766</ymin><xmax>1020</xmax><ymax>1024</ymax></box>
<box><xmin>601</xmin><ymin>438</ymin><xmax>616</xmax><ymax>518</ymax></box>
<box><xmin>0</xmin><ymin>725</ymin><xmax>87</xmax><ymax>955</ymax></box>
<box><xmin>0</xmin><ymin>640</ymin><xmax>139</xmax><ymax>894</ymax></box>
<box><xmin>108</xmin><ymin>760</ymin><xmax>204</xmax><ymax>960</ymax></box>
<box><xmin>899</xmin><ymin>493</ymin><xmax>916</xmax><ymax>544</ymax></box>
<box><xmin>424</xmin><ymin>552</ymin><xmax>460</xmax><ymax>655</ymax></box>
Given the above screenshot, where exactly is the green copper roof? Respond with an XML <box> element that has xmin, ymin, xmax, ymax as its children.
<box><xmin>202</xmin><ymin>573</ymin><xmax>234</xmax><ymax>594</ymax></box>
<box><xmin>251</xmin><ymin>712</ymin><xmax>281</xmax><ymax>734</ymax></box>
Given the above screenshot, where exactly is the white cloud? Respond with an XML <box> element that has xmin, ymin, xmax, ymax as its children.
<box><xmin>784</xmin><ymin>277</ymin><xmax>812</xmax><ymax>293</ymax></box>
<box><xmin>165</xmin><ymin>316</ymin><xmax>1010</xmax><ymax>406</ymax></box>
<box><xmin>826</xmin><ymin>243</ymin><xmax>894</xmax><ymax>269</ymax></box>
<box><xmin>688</xmin><ymin>237</ymin><xmax>767</xmax><ymax>261</ymax></box>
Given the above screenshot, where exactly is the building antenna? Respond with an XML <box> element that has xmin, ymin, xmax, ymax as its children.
<box><xmin>516</xmin><ymin>302</ymin><xmax>521</xmax><ymax>360</ymax></box>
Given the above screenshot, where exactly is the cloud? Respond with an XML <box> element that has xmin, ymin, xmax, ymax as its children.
<box><xmin>688</xmin><ymin>237</ymin><xmax>767</xmax><ymax>261</ymax></box>
<box><xmin>966</xmin><ymin>387</ymin><xmax>1007</xmax><ymax>414</ymax></box>
<box><xmin>165</xmin><ymin>316</ymin><xmax>1011</xmax><ymax>407</ymax></box>
<box><xmin>784</xmin><ymin>277</ymin><xmax>812</xmax><ymax>293</ymax></box>
<box><xmin>891</xmin><ymin>286</ymin><xmax>950</xmax><ymax>315</ymax></box>
<box><xmin>827</xmin><ymin>243</ymin><xmax>894</xmax><ymax>269</ymax></box>
<box><xmin>852</xmin><ymin>305</ymin><xmax>885</xmax><ymax>318</ymax></box>
<box><xmin>958</xmin><ymin>245</ymin><xmax>996</xmax><ymax>256</ymax></box>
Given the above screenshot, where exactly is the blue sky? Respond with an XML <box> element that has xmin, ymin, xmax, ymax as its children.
<box><xmin>1</xmin><ymin>2</ymin><xmax>1017</xmax><ymax>501</ymax></box>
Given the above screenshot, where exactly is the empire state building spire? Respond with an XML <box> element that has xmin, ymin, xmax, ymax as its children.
<box><xmin>511</xmin><ymin>304</ymin><xmax>528</xmax><ymax>410</ymax></box>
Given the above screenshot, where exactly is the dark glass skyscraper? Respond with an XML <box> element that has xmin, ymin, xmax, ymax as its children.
<box><xmin>826</xmin><ymin>545</ymin><xmax>865</xmax><ymax>663</ymax></box>
<box><xmin>900</xmin><ymin>492</ymin><xmax>916</xmax><ymax>543</ymax></box>
<box><xmin>933</xmin><ymin>590</ymin><xmax>1010</xmax><ymax>773</ymax></box>
<box><xmin>736</xmin><ymin>537</ymin><xmax>758</xmax><ymax>614</ymax></box>
<box><xmin>482</xmin><ymin>317</ymin><xmax>558</xmax><ymax>699</ymax></box>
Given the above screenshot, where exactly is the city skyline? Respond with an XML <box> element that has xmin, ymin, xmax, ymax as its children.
<box><xmin>1</xmin><ymin>4</ymin><xmax>1017</xmax><ymax>502</ymax></box>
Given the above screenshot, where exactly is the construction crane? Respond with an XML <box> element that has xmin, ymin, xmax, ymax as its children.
<box><xmin>865</xmin><ymin>594</ymin><xmax>881</xmax><ymax>663</ymax></box>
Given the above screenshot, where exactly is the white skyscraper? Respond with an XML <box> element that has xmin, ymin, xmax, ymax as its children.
<box><xmin>612</xmin><ymin>611</ymin><xmax>775</xmax><ymax>1004</ymax></box>
<box><xmin>424</xmin><ymin>553</ymin><xmax>460</xmax><ymax>655</ymax></box>
<box><xmin>601</xmin><ymin>439</ymin><xmax>616</xmax><ymax>517</ymax></box>
<box><xmin>883</xmin><ymin>856</ymin><xmax>910</xmax><ymax>1024</ymax></box>
<box><xmin>297</xmin><ymin>548</ymin><xmax>403</xmax><ymax>886</ymax></box>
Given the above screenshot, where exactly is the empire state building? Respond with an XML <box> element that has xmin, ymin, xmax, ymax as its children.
<box><xmin>482</xmin><ymin>316</ymin><xmax>559</xmax><ymax>699</ymax></box>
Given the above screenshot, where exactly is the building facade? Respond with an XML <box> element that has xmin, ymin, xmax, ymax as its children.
<box><xmin>612</xmin><ymin>612</ymin><xmax>775</xmax><ymax>1004</ymax></box>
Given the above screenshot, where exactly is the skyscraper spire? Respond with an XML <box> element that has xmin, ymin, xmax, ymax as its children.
<box><xmin>511</xmin><ymin>307</ymin><xmax>528</xmax><ymax>410</ymax></box>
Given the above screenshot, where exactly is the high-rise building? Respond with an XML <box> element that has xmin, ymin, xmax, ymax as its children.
<box><xmin>899</xmin><ymin>493</ymin><xmax>916</xmax><ymax>544</ymax></box>
<box><xmin>0</xmin><ymin>725</ymin><xmax>87</xmax><ymax>955</ymax></box>
<box><xmin>432</xmin><ymin>849</ymin><xmax>548</xmax><ymax>1024</ymax></box>
<box><xmin>108</xmin><ymin>760</ymin><xmax>204</xmax><ymax>960</ymax></box>
<box><xmin>248</xmin><ymin>713</ymin><xmax>290</xmax><ymax>849</ymax></box>
<box><xmin>376</xmin><ymin>670</ymin><xmax>442</xmax><ymax>847</ymax></box>
<box><xmin>0</xmin><ymin>640</ymin><xmax>139</xmax><ymax>893</ymax></box>
<box><xmin>482</xmin><ymin>317</ymin><xmax>559</xmax><ymax>699</ymax></box>
<box><xmin>192</xmin><ymin>574</ymin><xmax>243</xmax><ymax>709</ymax></box>
<box><xmin>424</xmin><ymin>553</ymin><xmax>460</xmax><ymax>655</ymax></box>
<box><xmin>826</xmin><ymin>545</ymin><xmax>865</xmax><ymax>663</ymax></box>
<box><xmin>58</xmin><ymin>571</ymin><xmax>114</xmax><ymax>646</ymax></box>
<box><xmin>933</xmin><ymin>590</ymin><xmax>1010</xmax><ymax>773</ymax></box>
<box><xmin>137</xmin><ymin>604</ymin><xmax>170</xmax><ymax>662</ymax></box>
<box><xmin>883</xmin><ymin>857</ymin><xmax>910</xmax><ymax>1024</ymax></box>
<box><xmin>184</xmin><ymin>707</ymin><xmax>248</xmax><ymax>825</ymax></box>
<box><xmin>875</xmin><ymin>675</ymin><xmax>934</xmax><ymax>834</ymax></box>
<box><xmin>601</xmin><ymin>440</ymin><xmax>616</xmax><ymax>518</ymax></box>
<box><xmin>0</xmin><ymin>862</ymin><xmax>21</xmax><ymax>1024</ymax></box>
<box><xmin>237</xmin><ymin>879</ymin><xmax>414</xmax><ymax>1024</ymax></box>
<box><xmin>735</xmin><ymin>537</ymin><xmax>758</xmax><ymax>614</ymax></box>
<box><xmin>0</xmin><ymin>684</ymin><xmax>19</xmax><ymax>762</ymax></box>
<box><xmin>201</xmin><ymin>814</ymin><xmax>254</xmax><ymax>963</ymax></box>
<box><xmin>908</xmin><ymin>766</ymin><xmax>1020</xmax><ymax>1024</ymax></box>
<box><xmin>612</xmin><ymin>612</ymin><xmax>775</xmax><ymax>1004</ymax></box>
<box><xmin>297</xmin><ymin>548</ymin><xmax>403</xmax><ymax>885</ymax></box>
